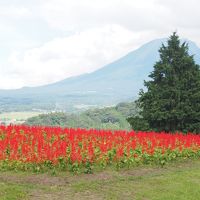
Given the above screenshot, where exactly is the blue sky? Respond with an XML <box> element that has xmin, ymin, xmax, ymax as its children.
<box><xmin>0</xmin><ymin>0</ymin><xmax>200</xmax><ymax>89</ymax></box>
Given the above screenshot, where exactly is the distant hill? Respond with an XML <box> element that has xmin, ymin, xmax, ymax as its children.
<box><xmin>0</xmin><ymin>38</ymin><xmax>200</xmax><ymax>112</ymax></box>
<box><xmin>24</xmin><ymin>102</ymin><xmax>138</xmax><ymax>130</ymax></box>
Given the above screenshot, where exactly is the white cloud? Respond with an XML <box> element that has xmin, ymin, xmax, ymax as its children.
<box><xmin>0</xmin><ymin>0</ymin><xmax>200</xmax><ymax>89</ymax></box>
<box><xmin>0</xmin><ymin>5</ymin><xmax>32</xmax><ymax>19</ymax></box>
<box><xmin>4</xmin><ymin>25</ymin><xmax>153</xmax><ymax>89</ymax></box>
<box><xmin>38</xmin><ymin>0</ymin><xmax>169</xmax><ymax>31</ymax></box>
<box><xmin>37</xmin><ymin>0</ymin><xmax>200</xmax><ymax>41</ymax></box>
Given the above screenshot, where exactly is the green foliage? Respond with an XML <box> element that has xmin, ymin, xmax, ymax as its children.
<box><xmin>25</xmin><ymin>102</ymin><xmax>137</xmax><ymax>130</ymax></box>
<box><xmin>129</xmin><ymin>33</ymin><xmax>200</xmax><ymax>133</ymax></box>
<box><xmin>127</xmin><ymin>116</ymin><xmax>150</xmax><ymax>131</ymax></box>
<box><xmin>84</xmin><ymin>161</ymin><xmax>93</xmax><ymax>174</ymax></box>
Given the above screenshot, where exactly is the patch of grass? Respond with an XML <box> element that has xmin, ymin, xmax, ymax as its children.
<box><xmin>0</xmin><ymin>182</ymin><xmax>28</xmax><ymax>200</ymax></box>
<box><xmin>71</xmin><ymin>160</ymin><xmax>200</xmax><ymax>200</ymax></box>
<box><xmin>1</xmin><ymin>159</ymin><xmax>200</xmax><ymax>199</ymax></box>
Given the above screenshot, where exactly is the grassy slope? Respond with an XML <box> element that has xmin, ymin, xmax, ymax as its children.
<box><xmin>1</xmin><ymin>159</ymin><xmax>200</xmax><ymax>200</ymax></box>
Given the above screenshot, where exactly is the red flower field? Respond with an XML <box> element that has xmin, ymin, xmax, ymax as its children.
<box><xmin>0</xmin><ymin>125</ymin><xmax>200</xmax><ymax>173</ymax></box>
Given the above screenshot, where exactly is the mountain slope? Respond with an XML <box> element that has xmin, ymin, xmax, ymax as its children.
<box><xmin>0</xmin><ymin>38</ymin><xmax>200</xmax><ymax>112</ymax></box>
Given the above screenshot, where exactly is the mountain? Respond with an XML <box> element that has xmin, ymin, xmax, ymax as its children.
<box><xmin>0</xmin><ymin>38</ymin><xmax>200</xmax><ymax>112</ymax></box>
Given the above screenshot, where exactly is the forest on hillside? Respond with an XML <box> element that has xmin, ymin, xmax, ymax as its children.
<box><xmin>24</xmin><ymin>102</ymin><xmax>138</xmax><ymax>130</ymax></box>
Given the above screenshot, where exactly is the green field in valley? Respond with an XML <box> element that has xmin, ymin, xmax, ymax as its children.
<box><xmin>0</xmin><ymin>112</ymin><xmax>43</xmax><ymax>125</ymax></box>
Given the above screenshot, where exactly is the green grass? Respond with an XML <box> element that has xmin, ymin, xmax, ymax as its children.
<box><xmin>1</xmin><ymin>159</ymin><xmax>200</xmax><ymax>199</ymax></box>
<box><xmin>0</xmin><ymin>183</ymin><xmax>28</xmax><ymax>200</ymax></box>
<box><xmin>72</xmin><ymin>165</ymin><xmax>200</xmax><ymax>200</ymax></box>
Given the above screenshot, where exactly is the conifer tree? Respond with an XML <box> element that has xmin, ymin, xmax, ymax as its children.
<box><xmin>129</xmin><ymin>33</ymin><xmax>200</xmax><ymax>133</ymax></box>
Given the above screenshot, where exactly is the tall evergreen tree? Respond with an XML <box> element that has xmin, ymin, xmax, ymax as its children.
<box><xmin>129</xmin><ymin>33</ymin><xmax>200</xmax><ymax>133</ymax></box>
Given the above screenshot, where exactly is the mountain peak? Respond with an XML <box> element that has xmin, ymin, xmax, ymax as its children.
<box><xmin>0</xmin><ymin>38</ymin><xmax>199</xmax><ymax>112</ymax></box>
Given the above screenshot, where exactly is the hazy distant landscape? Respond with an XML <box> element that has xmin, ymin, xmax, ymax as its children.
<box><xmin>0</xmin><ymin>38</ymin><xmax>199</xmax><ymax>114</ymax></box>
<box><xmin>0</xmin><ymin>111</ymin><xmax>44</xmax><ymax>125</ymax></box>
<box><xmin>1</xmin><ymin>38</ymin><xmax>200</xmax><ymax>129</ymax></box>
<box><xmin>1</xmin><ymin>1</ymin><xmax>200</xmax><ymax>200</ymax></box>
